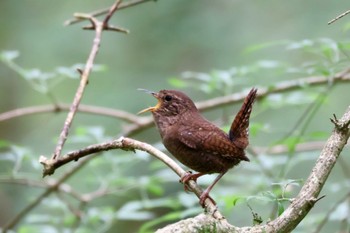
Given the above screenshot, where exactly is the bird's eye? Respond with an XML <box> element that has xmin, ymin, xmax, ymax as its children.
<box><xmin>164</xmin><ymin>95</ymin><xmax>172</xmax><ymax>101</ymax></box>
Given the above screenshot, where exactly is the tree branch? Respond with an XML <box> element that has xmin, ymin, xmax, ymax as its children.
<box><xmin>1</xmin><ymin>70</ymin><xmax>349</xmax><ymax>136</ymax></box>
<box><xmin>328</xmin><ymin>9</ymin><xmax>350</xmax><ymax>24</ymax></box>
<box><xmin>38</xmin><ymin>104</ymin><xmax>350</xmax><ymax>233</ymax></box>
<box><xmin>124</xmin><ymin>68</ymin><xmax>350</xmax><ymax>136</ymax></box>
<box><xmin>64</xmin><ymin>0</ymin><xmax>156</xmax><ymax>26</ymax></box>
<box><xmin>157</xmin><ymin>106</ymin><xmax>350</xmax><ymax>232</ymax></box>
<box><xmin>0</xmin><ymin>103</ymin><xmax>146</xmax><ymax>124</ymax></box>
<box><xmin>40</xmin><ymin>137</ymin><xmax>223</xmax><ymax>219</ymax></box>
<box><xmin>52</xmin><ymin>1</ymin><xmax>124</xmax><ymax>160</ymax></box>
<box><xmin>2</xmin><ymin>154</ymin><xmax>99</xmax><ymax>232</ymax></box>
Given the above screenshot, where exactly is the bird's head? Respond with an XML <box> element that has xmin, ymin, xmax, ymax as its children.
<box><xmin>138</xmin><ymin>89</ymin><xmax>198</xmax><ymax>117</ymax></box>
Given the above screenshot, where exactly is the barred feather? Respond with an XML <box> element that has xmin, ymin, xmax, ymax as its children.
<box><xmin>229</xmin><ymin>88</ymin><xmax>257</xmax><ymax>149</ymax></box>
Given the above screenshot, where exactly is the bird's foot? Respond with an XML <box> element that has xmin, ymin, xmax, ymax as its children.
<box><xmin>180</xmin><ymin>171</ymin><xmax>203</xmax><ymax>193</ymax></box>
<box><xmin>180</xmin><ymin>171</ymin><xmax>194</xmax><ymax>193</ymax></box>
<box><xmin>199</xmin><ymin>191</ymin><xmax>217</xmax><ymax>207</ymax></box>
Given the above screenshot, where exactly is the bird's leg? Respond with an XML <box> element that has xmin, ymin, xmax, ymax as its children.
<box><xmin>180</xmin><ymin>172</ymin><xmax>218</xmax><ymax>207</ymax></box>
<box><xmin>181</xmin><ymin>172</ymin><xmax>205</xmax><ymax>183</ymax></box>
<box><xmin>199</xmin><ymin>171</ymin><xmax>227</xmax><ymax>207</ymax></box>
<box><xmin>180</xmin><ymin>171</ymin><xmax>205</xmax><ymax>192</ymax></box>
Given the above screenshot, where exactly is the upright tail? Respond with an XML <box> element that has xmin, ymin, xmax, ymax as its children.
<box><xmin>229</xmin><ymin>88</ymin><xmax>258</xmax><ymax>149</ymax></box>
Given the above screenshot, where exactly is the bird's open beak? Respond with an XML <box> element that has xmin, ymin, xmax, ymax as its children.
<box><xmin>138</xmin><ymin>89</ymin><xmax>161</xmax><ymax>114</ymax></box>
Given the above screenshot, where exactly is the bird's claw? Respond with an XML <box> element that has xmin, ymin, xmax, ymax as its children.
<box><xmin>180</xmin><ymin>171</ymin><xmax>195</xmax><ymax>193</ymax></box>
<box><xmin>199</xmin><ymin>192</ymin><xmax>217</xmax><ymax>207</ymax></box>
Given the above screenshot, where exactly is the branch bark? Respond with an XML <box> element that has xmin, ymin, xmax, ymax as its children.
<box><xmin>40</xmin><ymin>137</ymin><xmax>223</xmax><ymax>219</ymax></box>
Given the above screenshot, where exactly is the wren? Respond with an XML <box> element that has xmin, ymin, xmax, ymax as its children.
<box><xmin>139</xmin><ymin>88</ymin><xmax>257</xmax><ymax>206</ymax></box>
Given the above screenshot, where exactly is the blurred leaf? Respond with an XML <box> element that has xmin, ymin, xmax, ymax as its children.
<box><xmin>307</xmin><ymin>131</ymin><xmax>328</xmax><ymax>140</ymax></box>
<box><xmin>0</xmin><ymin>140</ymin><xmax>11</xmax><ymax>149</ymax></box>
<box><xmin>250</xmin><ymin>122</ymin><xmax>269</xmax><ymax>137</ymax></box>
<box><xmin>168</xmin><ymin>77</ymin><xmax>187</xmax><ymax>88</ymax></box>
<box><xmin>277</xmin><ymin>201</ymin><xmax>285</xmax><ymax>216</ymax></box>
<box><xmin>286</xmin><ymin>39</ymin><xmax>314</xmax><ymax>50</ymax></box>
<box><xmin>18</xmin><ymin>225</ymin><xmax>57</xmax><ymax>233</ymax></box>
<box><xmin>338</xmin><ymin>41</ymin><xmax>350</xmax><ymax>51</ymax></box>
<box><xmin>243</xmin><ymin>40</ymin><xmax>289</xmax><ymax>54</ymax></box>
<box><xmin>71</xmin><ymin>126</ymin><xmax>109</xmax><ymax>143</ymax></box>
<box><xmin>246</xmin><ymin>191</ymin><xmax>276</xmax><ymax>203</ymax></box>
<box><xmin>329</xmin><ymin>201</ymin><xmax>350</xmax><ymax>221</ymax></box>
<box><xmin>231</xmin><ymin>195</ymin><xmax>245</xmax><ymax>206</ymax></box>
<box><xmin>117</xmin><ymin>198</ymin><xmax>178</xmax><ymax>221</ymax></box>
<box><xmin>280</xmin><ymin>136</ymin><xmax>303</xmax><ymax>152</ymax></box>
<box><xmin>271</xmin><ymin>179</ymin><xmax>303</xmax><ymax>189</ymax></box>
<box><xmin>146</xmin><ymin>178</ymin><xmax>164</xmax><ymax>196</ymax></box>
<box><xmin>256</xmin><ymin>60</ymin><xmax>282</xmax><ymax>69</ymax></box>
<box><xmin>1</xmin><ymin>50</ymin><xmax>20</xmax><ymax>61</ymax></box>
<box><xmin>56</xmin><ymin>66</ymin><xmax>80</xmax><ymax>79</ymax></box>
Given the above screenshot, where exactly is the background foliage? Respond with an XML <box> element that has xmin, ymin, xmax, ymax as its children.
<box><xmin>0</xmin><ymin>1</ymin><xmax>350</xmax><ymax>232</ymax></box>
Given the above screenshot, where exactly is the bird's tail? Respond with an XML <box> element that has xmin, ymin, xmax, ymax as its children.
<box><xmin>229</xmin><ymin>88</ymin><xmax>258</xmax><ymax>149</ymax></box>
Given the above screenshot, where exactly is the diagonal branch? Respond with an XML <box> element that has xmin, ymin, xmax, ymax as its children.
<box><xmin>157</xmin><ymin>105</ymin><xmax>350</xmax><ymax>232</ymax></box>
<box><xmin>39</xmin><ymin>103</ymin><xmax>350</xmax><ymax>233</ymax></box>
<box><xmin>260</xmin><ymin>106</ymin><xmax>350</xmax><ymax>232</ymax></box>
<box><xmin>40</xmin><ymin>137</ymin><xmax>223</xmax><ymax>219</ymax></box>
<box><xmin>52</xmin><ymin>2</ymin><xmax>124</xmax><ymax>160</ymax></box>
<box><xmin>2</xmin><ymin>153</ymin><xmax>99</xmax><ymax>232</ymax></box>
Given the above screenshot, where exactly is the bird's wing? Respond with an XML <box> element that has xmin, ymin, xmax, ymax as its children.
<box><xmin>178</xmin><ymin>121</ymin><xmax>249</xmax><ymax>161</ymax></box>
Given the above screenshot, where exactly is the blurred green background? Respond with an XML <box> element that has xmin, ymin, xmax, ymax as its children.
<box><xmin>0</xmin><ymin>0</ymin><xmax>350</xmax><ymax>232</ymax></box>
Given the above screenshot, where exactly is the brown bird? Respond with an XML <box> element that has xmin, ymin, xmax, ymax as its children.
<box><xmin>139</xmin><ymin>88</ymin><xmax>257</xmax><ymax>206</ymax></box>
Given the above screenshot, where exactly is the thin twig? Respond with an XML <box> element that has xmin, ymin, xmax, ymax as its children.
<box><xmin>124</xmin><ymin>68</ymin><xmax>350</xmax><ymax>136</ymax></box>
<box><xmin>328</xmin><ymin>9</ymin><xmax>350</xmax><ymax>25</ymax></box>
<box><xmin>103</xmin><ymin>0</ymin><xmax>122</xmax><ymax>27</ymax></box>
<box><xmin>64</xmin><ymin>0</ymin><xmax>156</xmax><ymax>26</ymax></box>
<box><xmin>313</xmin><ymin>191</ymin><xmax>350</xmax><ymax>233</ymax></box>
<box><xmin>53</xmin><ymin>4</ymin><xmax>123</xmax><ymax>160</ymax></box>
<box><xmin>2</xmin><ymin>154</ymin><xmax>99</xmax><ymax>232</ymax></box>
<box><xmin>262</xmin><ymin>106</ymin><xmax>350</xmax><ymax>232</ymax></box>
<box><xmin>0</xmin><ymin>103</ymin><xmax>147</xmax><ymax>124</ymax></box>
<box><xmin>1</xmin><ymin>70</ymin><xmax>349</xmax><ymax>137</ymax></box>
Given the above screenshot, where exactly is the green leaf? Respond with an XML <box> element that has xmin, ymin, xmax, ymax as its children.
<box><xmin>307</xmin><ymin>131</ymin><xmax>328</xmax><ymax>140</ymax></box>
<box><xmin>250</xmin><ymin>122</ymin><xmax>268</xmax><ymax>137</ymax></box>
<box><xmin>277</xmin><ymin>201</ymin><xmax>285</xmax><ymax>216</ymax></box>
<box><xmin>232</xmin><ymin>195</ymin><xmax>245</xmax><ymax>206</ymax></box>
<box><xmin>0</xmin><ymin>140</ymin><xmax>11</xmax><ymax>148</ymax></box>
<box><xmin>243</xmin><ymin>40</ymin><xmax>289</xmax><ymax>54</ymax></box>
<box><xmin>147</xmin><ymin>182</ymin><xmax>164</xmax><ymax>196</ymax></box>
<box><xmin>168</xmin><ymin>77</ymin><xmax>187</xmax><ymax>88</ymax></box>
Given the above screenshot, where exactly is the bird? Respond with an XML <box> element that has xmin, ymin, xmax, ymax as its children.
<box><xmin>138</xmin><ymin>88</ymin><xmax>257</xmax><ymax>206</ymax></box>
